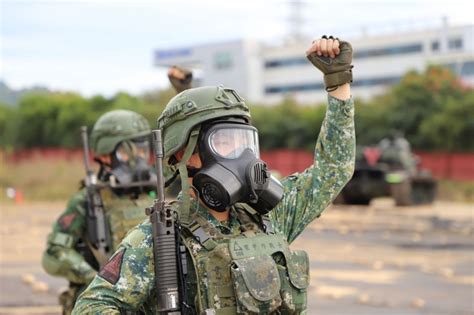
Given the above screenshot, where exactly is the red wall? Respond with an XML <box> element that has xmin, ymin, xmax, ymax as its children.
<box><xmin>262</xmin><ymin>150</ymin><xmax>474</xmax><ymax>181</ymax></box>
<box><xmin>3</xmin><ymin>148</ymin><xmax>474</xmax><ymax>181</ymax></box>
<box><xmin>260</xmin><ymin>150</ymin><xmax>314</xmax><ymax>176</ymax></box>
<box><xmin>414</xmin><ymin>151</ymin><xmax>474</xmax><ymax>181</ymax></box>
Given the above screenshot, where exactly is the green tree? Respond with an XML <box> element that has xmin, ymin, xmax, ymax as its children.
<box><xmin>384</xmin><ymin>65</ymin><xmax>469</xmax><ymax>149</ymax></box>
<box><xmin>354</xmin><ymin>97</ymin><xmax>390</xmax><ymax>145</ymax></box>
<box><xmin>420</xmin><ymin>93</ymin><xmax>474</xmax><ymax>151</ymax></box>
<box><xmin>0</xmin><ymin>102</ymin><xmax>16</xmax><ymax>148</ymax></box>
<box><xmin>4</xmin><ymin>65</ymin><xmax>471</xmax><ymax>153</ymax></box>
<box><xmin>15</xmin><ymin>93</ymin><xmax>88</xmax><ymax>148</ymax></box>
<box><xmin>251</xmin><ymin>97</ymin><xmax>325</xmax><ymax>150</ymax></box>
<box><xmin>140</xmin><ymin>88</ymin><xmax>176</xmax><ymax>126</ymax></box>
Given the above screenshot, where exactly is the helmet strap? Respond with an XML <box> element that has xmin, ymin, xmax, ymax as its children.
<box><xmin>176</xmin><ymin>127</ymin><xmax>200</xmax><ymax>226</ymax></box>
<box><xmin>94</xmin><ymin>158</ymin><xmax>110</xmax><ymax>181</ymax></box>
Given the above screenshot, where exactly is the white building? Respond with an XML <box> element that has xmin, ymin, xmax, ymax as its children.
<box><xmin>154</xmin><ymin>24</ymin><xmax>474</xmax><ymax>104</ymax></box>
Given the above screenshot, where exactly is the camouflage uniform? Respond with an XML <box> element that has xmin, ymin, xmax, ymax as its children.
<box><xmin>42</xmin><ymin>189</ymin><xmax>153</xmax><ymax>313</ymax></box>
<box><xmin>73</xmin><ymin>94</ymin><xmax>355</xmax><ymax>314</ymax></box>
<box><xmin>42</xmin><ymin>110</ymin><xmax>153</xmax><ymax>314</ymax></box>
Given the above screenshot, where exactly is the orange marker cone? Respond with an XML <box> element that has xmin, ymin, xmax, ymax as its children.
<box><xmin>15</xmin><ymin>190</ymin><xmax>24</xmax><ymax>205</ymax></box>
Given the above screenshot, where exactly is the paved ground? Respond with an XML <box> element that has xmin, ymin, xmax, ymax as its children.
<box><xmin>0</xmin><ymin>199</ymin><xmax>473</xmax><ymax>314</ymax></box>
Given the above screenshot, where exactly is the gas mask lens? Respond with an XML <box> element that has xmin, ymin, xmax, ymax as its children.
<box><xmin>109</xmin><ymin>137</ymin><xmax>156</xmax><ymax>194</ymax></box>
<box><xmin>115</xmin><ymin>139</ymin><xmax>150</xmax><ymax>163</ymax></box>
<box><xmin>208</xmin><ymin>126</ymin><xmax>259</xmax><ymax>159</ymax></box>
<box><xmin>133</xmin><ymin>140</ymin><xmax>150</xmax><ymax>160</ymax></box>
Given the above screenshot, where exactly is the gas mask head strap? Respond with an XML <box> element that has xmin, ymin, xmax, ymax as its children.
<box><xmin>176</xmin><ymin>127</ymin><xmax>200</xmax><ymax>226</ymax></box>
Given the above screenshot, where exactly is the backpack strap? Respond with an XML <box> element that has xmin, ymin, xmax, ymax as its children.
<box><xmin>181</xmin><ymin>216</ymin><xmax>218</xmax><ymax>251</ymax></box>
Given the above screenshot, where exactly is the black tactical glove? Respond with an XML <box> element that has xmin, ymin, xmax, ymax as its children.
<box><xmin>168</xmin><ymin>66</ymin><xmax>193</xmax><ymax>93</ymax></box>
<box><xmin>306</xmin><ymin>36</ymin><xmax>353</xmax><ymax>91</ymax></box>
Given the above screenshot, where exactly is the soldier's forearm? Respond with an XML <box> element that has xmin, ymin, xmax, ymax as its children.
<box><xmin>42</xmin><ymin>245</ymin><xmax>96</xmax><ymax>284</ymax></box>
<box><xmin>271</xmin><ymin>95</ymin><xmax>355</xmax><ymax>243</ymax></box>
<box><xmin>72</xmin><ymin>298</ymin><xmax>121</xmax><ymax>315</ymax></box>
<box><xmin>300</xmin><ymin>94</ymin><xmax>355</xmax><ymax>219</ymax></box>
<box><xmin>314</xmin><ymin>95</ymin><xmax>355</xmax><ymax>185</ymax></box>
<box><xmin>328</xmin><ymin>83</ymin><xmax>350</xmax><ymax>101</ymax></box>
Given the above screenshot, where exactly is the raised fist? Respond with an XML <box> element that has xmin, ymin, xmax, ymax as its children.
<box><xmin>306</xmin><ymin>36</ymin><xmax>353</xmax><ymax>91</ymax></box>
<box><xmin>168</xmin><ymin>66</ymin><xmax>193</xmax><ymax>93</ymax></box>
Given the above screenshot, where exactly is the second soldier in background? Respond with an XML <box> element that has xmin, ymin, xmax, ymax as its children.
<box><xmin>41</xmin><ymin>69</ymin><xmax>192</xmax><ymax>314</ymax></box>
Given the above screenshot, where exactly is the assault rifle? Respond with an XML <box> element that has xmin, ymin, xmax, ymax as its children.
<box><xmin>146</xmin><ymin>130</ymin><xmax>182</xmax><ymax>314</ymax></box>
<box><xmin>81</xmin><ymin>126</ymin><xmax>112</xmax><ymax>266</ymax></box>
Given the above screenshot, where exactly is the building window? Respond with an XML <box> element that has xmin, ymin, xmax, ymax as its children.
<box><xmin>448</xmin><ymin>37</ymin><xmax>463</xmax><ymax>50</ymax></box>
<box><xmin>265</xmin><ymin>82</ymin><xmax>325</xmax><ymax>94</ymax></box>
<box><xmin>214</xmin><ymin>52</ymin><xmax>233</xmax><ymax>70</ymax></box>
<box><xmin>442</xmin><ymin>62</ymin><xmax>457</xmax><ymax>73</ymax></box>
<box><xmin>431</xmin><ymin>41</ymin><xmax>440</xmax><ymax>51</ymax></box>
<box><xmin>353</xmin><ymin>43</ymin><xmax>423</xmax><ymax>59</ymax></box>
<box><xmin>353</xmin><ymin>76</ymin><xmax>401</xmax><ymax>87</ymax></box>
<box><xmin>265</xmin><ymin>58</ymin><xmax>307</xmax><ymax>68</ymax></box>
<box><xmin>461</xmin><ymin>61</ymin><xmax>474</xmax><ymax>76</ymax></box>
<box><xmin>155</xmin><ymin>48</ymin><xmax>192</xmax><ymax>59</ymax></box>
<box><xmin>264</xmin><ymin>75</ymin><xmax>401</xmax><ymax>94</ymax></box>
<box><xmin>264</xmin><ymin>43</ymin><xmax>424</xmax><ymax>69</ymax></box>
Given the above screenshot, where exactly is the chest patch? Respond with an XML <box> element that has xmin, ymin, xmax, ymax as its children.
<box><xmin>98</xmin><ymin>248</ymin><xmax>125</xmax><ymax>285</ymax></box>
<box><xmin>229</xmin><ymin>234</ymin><xmax>288</xmax><ymax>259</ymax></box>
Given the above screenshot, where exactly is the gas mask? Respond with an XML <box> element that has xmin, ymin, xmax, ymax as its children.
<box><xmin>192</xmin><ymin>122</ymin><xmax>284</xmax><ymax>214</ymax></box>
<box><xmin>108</xmin><ymin>138</ymin><xmax>157</xmax><ymax>194</ymax></box>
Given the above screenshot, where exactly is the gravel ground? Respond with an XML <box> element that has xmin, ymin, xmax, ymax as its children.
<box><xmin>1</xmin><ymin>199</ymin><xmax>473</xmax><ymax>314</ymax></box>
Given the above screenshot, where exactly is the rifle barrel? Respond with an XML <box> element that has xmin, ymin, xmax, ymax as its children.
<box><xmin>152</xmin><ymin>130</ymin><xmax>165</xmax><ymax>202</ymax></box>
<box><xmin>81</xmin><ymin>126</ymin><xmax>92</xmax><ymax>176</ymax></box>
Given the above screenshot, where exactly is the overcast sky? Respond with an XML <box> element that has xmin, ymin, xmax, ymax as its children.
<box><xmin>1</xmin><ymin>0</ymin><xmax>472</xmax><ymax>96</ymax></box>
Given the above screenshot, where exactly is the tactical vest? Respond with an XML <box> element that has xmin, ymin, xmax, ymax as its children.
<box><xmin>101</xmin><ymin>189</ymin><xmax>151</xmax><ymax>250</ymax></box>
<box><xmin>81</xmin><ymin>188</ymin><xmax>151</xmax><ymax>270</ymax></box>
<box><xmin>181</xmin><ymin>205</ymin><xmax>310</xmax><ymax>315</ymax></box>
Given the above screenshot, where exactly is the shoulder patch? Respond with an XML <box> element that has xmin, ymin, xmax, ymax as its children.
<box><xmin>58</xmin><ymin>213</ymin><xmax>77</xmax><ymax>230</ymax></box>
<box><xmin>98</xmin><ymin>249</ymin><xmax>126</xmax><ymax>285</ymax></box>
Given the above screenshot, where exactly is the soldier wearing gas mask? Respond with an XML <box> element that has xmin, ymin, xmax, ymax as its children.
<box><xmin>42</xmin><ymin>67</ymin><xmax>193</xmax><ymax>314</ymax></box>
<box><xmin>73</xmin><ymin>36</ymin><xmax>356</xmax><ymax>314</ymax></box>
<box><xmin>41</xmin><ymin>110</ymin><xmax>156</xmax><ymax>314</ymax></box>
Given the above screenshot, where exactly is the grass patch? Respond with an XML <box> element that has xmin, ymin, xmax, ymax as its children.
<box><xmin>436</xmin><ymin>180</ymin><xmax>474</xmax><ymax>203</ymax></box>
<box><xmin>0</xmin><ymin>153</ymin><xmax>91</xmax><ymax>202</ymax></box>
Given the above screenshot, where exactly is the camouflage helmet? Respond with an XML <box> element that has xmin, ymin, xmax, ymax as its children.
<box><xmin>157</xmin><ymin>86</ymin><xmax>251</xmax><ymax>159</ymax></box>
<box><xmin>91</xmin><ymin>109</ymin><xmax>151</xmax><ymax>155</ymax></box>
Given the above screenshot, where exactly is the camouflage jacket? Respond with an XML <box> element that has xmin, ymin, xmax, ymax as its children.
<box><xmin>42</xmin><ymin>189</ymin><xmax>98</xmax><ymax>285</ymax></box>
<box><xmin>72</xmin><ymin>95</ymin><xmax>355</xmax><ymax>314</ymax></box>
<box><xmin>42</xmin><ymin>187</ymin><xmax>153</xmax><ymax>286</ymax></box>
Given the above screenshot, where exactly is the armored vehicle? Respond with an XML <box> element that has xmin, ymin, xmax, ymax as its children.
<box><xmin>337</xmin><ymin>135</ymin><xmax>437</xmax><ymax>206</ymax></box>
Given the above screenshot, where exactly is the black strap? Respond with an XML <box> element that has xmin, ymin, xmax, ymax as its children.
<box><xmin>234</xmin><ymin>203</ymin><xmax>273</xmax><ymax>234</ymax></box>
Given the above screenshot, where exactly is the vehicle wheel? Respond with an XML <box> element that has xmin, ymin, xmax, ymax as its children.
<box><xmin>391</xmin><ymin>180</ymin><xmax>412</xmax><ymax>206</ymax></box>
<box><xmin>412</xmin><ymin>180</ymin><xmax>437</xmax><ymax>204</ymax></box>
<box><xmin>424</xmin><ymin>181</ymin><xmax>437</xmax><ymax>203</ymax></box>
<box><xmin>333</xmin><ymin>193</ymin><xmax>346</xmax><ymax>204</ymax></box>
<box><xmin>342</xmin><ymin>192</ymin><xmax>371</xmax><ymax>205</ymax></box>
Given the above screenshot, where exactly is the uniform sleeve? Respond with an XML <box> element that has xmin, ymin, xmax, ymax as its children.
<box><xmin>42</xmin><ymin>190</ymin><xmax>97</xmax><ymax>284</ymax></box>
<box><xmin>72</xmin><ymin>222</ymin><xmax>155</xmax><ymax>314</ymax></box>
<box><xmin>269</xmin><ymin>95</ymin><xmax>355</xmax><ymax>243</ymax></box>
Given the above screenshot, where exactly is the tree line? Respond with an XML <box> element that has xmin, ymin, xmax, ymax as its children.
<box><xmin>1</xmin><ymin>65</ymin><xmax>473</xmax><ymax>152</ymax></box>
